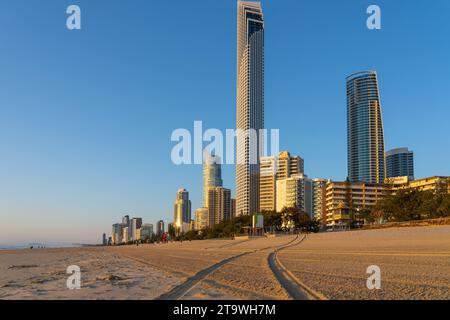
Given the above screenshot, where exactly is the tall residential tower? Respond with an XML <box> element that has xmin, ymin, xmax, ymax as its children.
<box><xmin>347</xmin><ymin>71</ymin><xmax>386</xmax><ymax>183</ymax></box>
<box><xmin>203</xmin><ymin>152</ymin><xmax>223</xmax><ymax>207</ymax></box>
<box><xmin>386</xmin><ymin>148</ymin><xmax>414</xmax><ymax>180</ymax></box>
<box><xmin>236</xmin><ymin>1</ymin><xmax>265</xmax><ymax>216</ymax></box>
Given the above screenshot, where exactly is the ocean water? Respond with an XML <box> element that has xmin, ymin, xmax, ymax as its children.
<box><xmin>0</xmin><ymin>243</ymin><xmax>83</xmax><ymax>251</ymax></box>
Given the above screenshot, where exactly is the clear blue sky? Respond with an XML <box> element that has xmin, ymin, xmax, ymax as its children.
<box><xmin>1</xmin><ymin>0</ymin><xmax>449</xmax><ymax>245</ymax></box>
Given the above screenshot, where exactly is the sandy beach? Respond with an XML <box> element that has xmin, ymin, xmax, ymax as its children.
<box><xmin>1</xmin><ymin>225</ymin><xmax>449</xmax><ymax>300</ymax></box>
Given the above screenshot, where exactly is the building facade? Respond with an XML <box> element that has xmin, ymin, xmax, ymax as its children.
<box><xmin>260</xmin><ymin>152</ymin><xmax>305</xmax><ymax>212</ymax></box>
<box><xmin>156</xmin><ymin>220</ymin><xmax>164</xmax><ymax>236</ymax></box>
<box><xmin>140</xmin><ymin>224</ymin><xmax>154</xmax><ymax>241</ymax></box>
<box><xmin>386</xmin><ymin>148</ymin><xmax>414</xmax><ymax>180</ymax></box>
<box><xmin>259</xmin><ymin>156</ymin><xmax>277</xmax><ymax>211</ymax></box>
<box><xmin>276</xmin><ymin>174</ymin><xmax>309</xmax><ymax>213</ymax></box>
<box><xmin>173</xmin><ymin>188</ymin><xmax>192</xmax><ymax>229</ymax></box>
<box><xmin>236</xmin><ymin>1</ymin><xmax>264</xmax><ymax>216</ymax></box>
<box><xmin>195</xmin><ymin>208</ymin><xmax>209</xmax><ymax>230</ymax></box>
<box><xmin>325</xmin><ymin>181</ymin><xmax>387</xmax><ymax>227</ymax></box>
<box><xmin>130</xmin><ymin>218</ymin><xmax>142</xmax><ymax>242</ymax></box>
<box><xmin>312</xmin><ymin>178</ymin><xmax>328</xmax><ymax>225</ymax></box>
<box><xmin>203</xmin><ymin>152</ymin><xmax>223</xmax><ymax>207</ymax></box>
<box><xmin>347</xmin><ymin>71</ymin><xmax>386</xmax><ymax>184</ymax></box>
<box><xmin>208</xmin><ymin>187</ymin><xmax>231</xmax><ymax>226</ymax></box>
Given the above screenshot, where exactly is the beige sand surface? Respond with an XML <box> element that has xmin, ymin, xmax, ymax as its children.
<box><xmin>1</xmin><ymin>226</ymin><xmax>448</xmax><ymax>300</ymax></box>
<box><xmin>278</xmin><ymin>226</ymin><xmax>450</xmax><ymax>300</ymax></box>
<box><xmin>0</xmin><ymin>247</ymin><xmax>182</xmax><ymax>299</ymax></box>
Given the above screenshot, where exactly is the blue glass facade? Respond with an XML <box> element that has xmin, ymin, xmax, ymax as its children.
<box><xmin>347</xmin><ymin>71</ymin><xmax>386</xmax><ymax>183</ymax></box>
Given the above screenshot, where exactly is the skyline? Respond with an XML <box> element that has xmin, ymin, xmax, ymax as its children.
<box><xmin>1</xmin><ymin>0</ymin><xmax>450</xmax><ymax>245</ymax></box>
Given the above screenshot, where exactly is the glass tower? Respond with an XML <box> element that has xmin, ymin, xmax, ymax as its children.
<box><xmin>347</xmin><ymin>71</ymin><xmax>386</xmax><ymax>183</ymax></box>
<box><xmin>203</xmin><ymin>151</ymin><xmax>223</xmax><ymax>208</ymax></box>
<box><xmin>236</xmin><ymin>1</ymin><xmax>264</xmax><ymax>216</ymax></box>
<box><xmin>386</xmin><ymin>148</ymin><xmax>414</xmax><ymax>180</ymax></box>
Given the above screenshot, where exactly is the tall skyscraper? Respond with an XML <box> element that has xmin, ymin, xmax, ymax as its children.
<box><xmin>386</xmin><ymin>148</ymin><xmax>414</xmax><ymax>180</ymax></box>
<box><xmin>203</xmin><ymin>152</ymin><xmax>223</xmax><ymax>207</ymax></box>
<box><xmin>236</xmin><ymin>1</ymin><xmax>264</xmax><ymax>216</ymax></box>
<box><xmin>208</xmin><ymin>187</ymin><xmax>231</xmax><ymax>226</ymax></box>
<box><xmin>173</xmin><ymin>188</ymin><xmax>192</xmax><ymax>228</ymax></box>
<box><xmin>347</xmin><ymin>71</ymin><xmax>386</xmax><ymax>183</ymax></box>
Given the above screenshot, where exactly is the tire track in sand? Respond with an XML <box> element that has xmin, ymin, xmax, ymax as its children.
<box><xmin>267</xmin><ymin>234</ymin><xmax>328</xmax><ymax>300</ymax></box>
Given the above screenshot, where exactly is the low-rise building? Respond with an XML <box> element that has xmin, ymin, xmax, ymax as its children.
<box><xmin>325</xmin><ymin>181</ymin><xmax>387</xmax><ymax>227</ymax></box>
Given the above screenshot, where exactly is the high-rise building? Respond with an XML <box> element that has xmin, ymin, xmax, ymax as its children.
<box><xmin>203</xmin><ymin>152</ymin><xmax>223</xmax><ymax>207</ymax></box>
<box><xmin>111</xmin><ymin>223</ymin><xmax>124</xmax><ymax>245</ymax></box>
<box><xmin>130</xmin><ymin>218</ymin><xmax>142</xmax><ymax>242</ymax></box>
<box><xmin>195</xmin><ymin>208</ymin><xmax>209</xmax><ymax>230</ymax></box>
<box><xmin>122</xmin><ymin>215</ymin><xmax>130</xmax><ymax>242</ymax></box>
<box><xmin>259</xmin><ymin>152</ymin><xmax>305</xmax><ymax>212</ymax></box>
<box><xmin>276</xmin><ymin>174</ymin><xmax>309</xmax><ymax>213</ymax></box>
<box><xmin>236</xmin><ymin>1</ymin><xmax>264</xmax><ymax>216</ymax></box>
<box><xmin>312</xmin><ymin>178</ymin><xmax>328</xmax><ymax>225</ymax></box>
<box><xmin>259</xmin><ymin>156</ymin><xmax>277</xmax><ymax>211</ymax></box>
<box><xmin>347</xmin><ymin>71</ymin><xmax>386</xmax><ymax>184</ymax></box>
<box><xmin>141</xmin><ymin>224</ymin><xmax>154</xmax><ymax>241</ymax></box>
<box><xmin>173</xmin><ymin>189</ymin><xmax>192</xmax><ymax>229</ymax></box>
<box><xmin>122</xmin><ymin>227</ymin><xmax>129</xmax><ymax>244</ymax></box>
<box><xmin>277</xmin><ymin>151</ymin><xmax>304</xmax><ymax>179</ymax></box>
<box><xmin>102</xmin><ymin>233</ymin><xmax>107</xmax><ymax>246</ymax></box>
<box><xmin>156</xmin><ymin>220</ymin><xmax>165</xmax><ymax>236</ymax></box>
<box><xmin>208</xmin><ymin>187</ymin><xmax>231</xmax><ymax>226</ymax></box>
<box><xmin>386</xmin><ymin>148</ymin><xmax>414</xmax><ymax>180</ymax></box>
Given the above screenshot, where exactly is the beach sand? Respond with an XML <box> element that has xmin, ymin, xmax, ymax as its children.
<box><xmin>1</xmin><ymin>226</ymin><xmax>449</xmax><ymax>300</ymax></box>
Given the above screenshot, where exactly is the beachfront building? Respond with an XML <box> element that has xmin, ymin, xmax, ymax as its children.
<box><xmin>387</xmin><ymin>176</ymin><xmax>450</xmax><ymax>194</ymax></box>
<box><xmin>173</xmin><ymin>189</ymin><xmax>192</xmax><ymax>231</ymax></box>
<box><xmin>208</xmin><ymin>187</ymin><xmax>231</xmax><ymax>226</ymax></box>
<box><xmin>386</xmin><ymin>148</ymin><xmax>414</xmax><ymax>180</ymax></box>
<box><xmin>195</xmin><ymin>208</ymin><xmax>209</xmax><ymax>230</ymax></box>
<box><xmin>203</xmin><ymin>152</ymin><xmax>223</xmax><ymax>207</ymax></box>
<box><xmin>276</xmin><ymin>174</ymin><xmax>309</xmax><ymax>213</ymax></box>
<box><xmin>347</xmin><ymin>71</ymin><xmax>386</xmax><ymax>184</ymax></box>
<box><xmin>259</xmin><ymin>156</ymin><xmax>277</xmax><ymax>211</ymax></box>
<box><xmin>325</xmin><ymin>180</ymin><xmax>387</xmax><ymax>227</ymax></box>
<box><xmin>259</xmin><ymin>152</ymin><xmax>306</xmax><ymax>212</ymax></box>
<box><xmin>236</xmin><ymin>1</ymin><xmax>264</xmax><ymax>216</ymax></box>
<box><xmin>122</xmin><ymin>227</ymin><xmax>129</xmax><ymax>244</ymax></box>
<box><xmin>140</xmin><ymin>224</ymin><xmax>154</xmax><ymax>241</ymax></box>
<box><xmin>156</xmin><ymin>220</ymin><xmax>164</xmax><ymax>236</ymax></box>
<box><xmin>130</xmin><ymin>218</ymin><xmax>142</xmax><ymax>242</ymax></box>
<box><xmin>111</xmin><ymin>223</ymin><xmax>124</xmax><ymax>245</ymax></box>
<box><xmin>312</xmin><ymin>178</ymin><xmax>328</xmax><ymax>225</ymax></box>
